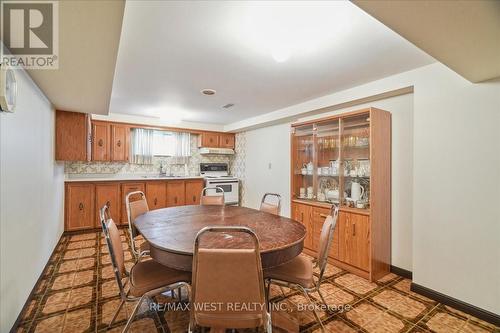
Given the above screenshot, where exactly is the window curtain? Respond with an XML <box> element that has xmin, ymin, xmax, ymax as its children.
<box><xmin>170</xmin><ymin>132</ymin><xmax>191</xmax><ymax>164</ymax></box>
<box><xmin>130</xmin><ymin>128</ymin><xmax>154</xmax><ymax>164</ymax></box>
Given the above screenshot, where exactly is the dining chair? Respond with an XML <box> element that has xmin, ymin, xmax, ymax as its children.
<box><xmin>125</xmin><ymin>191</ymin><xmax>150</xmax><ymax>259</ymax></box>
<box><xmin>100</xmin><ymin>204</ymin><xmax>191</xmax><ymax>333</ymax></box>
<box><xmin>199</xmin><ymin>186</ymin><xmax>225</xmax><ymax>206</ymax></box>
<box><xmin>260</xmin><ymin>193</ymin><xmax>281</xmax><ymax>215</ymax></box>
<box><xmin>189</xmin><ymin>226</ymin><xmax>272</xmax><ymax>333</ymax></box>
<box><xmin>264</xmin><ymin>204</ymin><xmax>339</xmax><ymax>332</ymax></box>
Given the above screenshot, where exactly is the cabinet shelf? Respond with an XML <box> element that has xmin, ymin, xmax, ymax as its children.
<box><xmin>291</xmin><ymin>107</ymin><xmax>391</xmax><ymax>282</ymax></box>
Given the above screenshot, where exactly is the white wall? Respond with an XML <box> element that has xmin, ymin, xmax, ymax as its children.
<box><xmin>242</xmin><ymin>123</ymin><xmax>291</xmax><ymax>217</ymax></box>
<box><xmin>0</xmin><ymin>68</ymin><xmax>65</xmax><ymax>331</ymax></box>
<box><xmin>241</xmin><ymin>94</ymin><xmax>414</xmax><ymax>271</ymax></box>
<box><xmin>239</xmin><ymin>63</ymin><xmax>500</xmax><ymax>314</ymax></box>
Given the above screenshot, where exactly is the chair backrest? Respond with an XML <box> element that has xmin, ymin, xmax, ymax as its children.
<box><xmin>260</xmin><ymin>193</ymin><xmax>281</xmax><ymax>215</ymax></box>
<box><xmin>125</xmin><ymin>191</ymin><xmax>149</xmax><ymax>240</ymax></box>
<box><xmin>316</xmin><ymin>204</ymin><xmax>339</xmax><ymax>283</ymax></box>
<box><xmin>100</xmin><ymin>204</ymin><xmax>128</xmax><ymax>299</ymax></box>
<box><xmin>200</xmin><ymin>187</ymin><xmax>225</xmax><ymax>206</ymax></box>
<box><xmin>191</xmin><ymin>226</ymin><xmax>268</xmax><ymax>330</ymax></box>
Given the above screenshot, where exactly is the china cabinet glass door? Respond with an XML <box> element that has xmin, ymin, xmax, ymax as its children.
<box><xmin>315</xmin><ymin>119</ymin><xmax>340</xmax><ymax>204</ymax></box>
<box><xmin>340</xmin><ymin>112</ymin><xmax>371</xmax><ymax>210</ymax></box>
<box><xmin>292</xmin><ymin>124</ymin><xmax>314</xmax><ymax>201</ymax></box>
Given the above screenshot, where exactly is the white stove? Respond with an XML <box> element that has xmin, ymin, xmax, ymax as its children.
<box><xmin>200</xmin><ymin>163</ymin><xmax>239</xmax><ymax>205</ymax></box>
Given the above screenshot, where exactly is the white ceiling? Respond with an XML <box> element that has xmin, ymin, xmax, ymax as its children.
<box><xmin>110</xmin><ymin>1</ymin><xmax>434</xmax><ymax>125</ymax></box>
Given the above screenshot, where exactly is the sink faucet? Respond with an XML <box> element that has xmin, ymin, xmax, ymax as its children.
<box><xmin>159</xmin><ymin>161</ymin><xmax>167</xmax><ymax>176</ymax></box>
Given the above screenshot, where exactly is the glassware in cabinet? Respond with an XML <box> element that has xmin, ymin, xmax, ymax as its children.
<box><xmin>340</xmin><ymin>112</ymin><xmax>371</xmax><ymax>210</ymax></box>
<box><xmin>292</xmin><ymin>124</ymin><xmax>314</xmax><ymax>201</ymax></box>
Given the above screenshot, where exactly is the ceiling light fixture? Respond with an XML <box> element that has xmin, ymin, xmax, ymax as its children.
<box><xmin>201</xmin><ymin>89</ymin><xmax>216</xmax><ymax>96</ymax></box>
<box><xmin>223</xmin><ymin>103</ymin><xmax>234</xmax><ymax>109</ymax></box>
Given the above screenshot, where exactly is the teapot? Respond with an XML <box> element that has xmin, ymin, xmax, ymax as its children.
<box><xmin>351</xmin><ymin>181</ymin><xmax>365</xmax><ymax>202</ymax></box>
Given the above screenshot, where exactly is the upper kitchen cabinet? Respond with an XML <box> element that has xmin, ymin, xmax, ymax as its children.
<box><xmin>219</xmin><ymin>133</ymin><xmax>235</xmax><ymax>148</ymax></box>
<box><xmin>55</xmin><ymin>110</ymin><xmax>91</xmax><ymax>161</ymax></box>
<box><xmin>198</xmin><ymin>132</ymin><xmax>235</xmax><ymax>149</ymax></box>
<box><xmin>110</xmin><ymin>124</ymin><xmax>129</xmax><ymax>161</ymax></box>
<box><xmin>91</xmin><ymin>121</ymin><xmax>110</xmax><ymax>161</ymax></box>
<box><xmin>198</xmin><ymin>132</ymin><xmax>219</xmax><ymax>148</ymax></box>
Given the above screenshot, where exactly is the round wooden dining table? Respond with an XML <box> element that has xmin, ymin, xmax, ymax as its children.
<box><xmin>134</xmin><ymin>205</ymin><xmax>306</xmax><ymax>271</ymax></box>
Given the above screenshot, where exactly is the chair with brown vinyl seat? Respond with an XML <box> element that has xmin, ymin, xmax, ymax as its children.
<box><xmin>264</xmin><ymin>204</ymin><xmax>339</xmax><ymax>332</ymax></box>
<box><xmin>260</xmin><ymin>193</ymin><xmax>281</xmax><ymax>215</ymax></box>
<box><xmin>189</xmin><ymin>226</ymin><xmax>272</xmax><ymax>333</ymax></box>
<box><xmin>199</xmin><ymin>186</ymin><xmax>225</xmax><ymax>206</ymax></box>
<box><xmin>125</xmin><ymin>191</ymin><xmax>150</xmax><ymax>259</ymax></box>
<box><xmin>100</xmin><ymin>204</ymin><xmax>191</xmax><ymax>333</ymax></box>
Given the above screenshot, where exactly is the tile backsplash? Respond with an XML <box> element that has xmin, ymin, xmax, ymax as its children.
<box><xmin>65</xmin><ymin>135</ymin><xmax>233</xmax><ymax>176</ymax></box>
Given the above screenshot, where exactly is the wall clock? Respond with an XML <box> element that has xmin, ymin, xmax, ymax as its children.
<box><xmin>0</xmin><ymin>64</ymin><xmax>17</xmax><ymax>112</ymax></box>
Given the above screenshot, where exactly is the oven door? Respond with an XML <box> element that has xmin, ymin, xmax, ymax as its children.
<box><xmin>206</xmin><ymin>180</ymin><xmax>239</xmax><ymax>205</ymax></box>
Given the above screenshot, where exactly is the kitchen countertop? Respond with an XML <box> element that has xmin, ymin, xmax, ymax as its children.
<box><xmin>65</xmin><ymin>174</ymin><xmax>205</xmax><ymax>182</ymax></box>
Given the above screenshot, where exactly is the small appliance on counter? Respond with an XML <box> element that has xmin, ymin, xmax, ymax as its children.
<box><xmin>200</xmin><ymin>163</ymin><xmax>239</xmax><ymax>205</ymax></box>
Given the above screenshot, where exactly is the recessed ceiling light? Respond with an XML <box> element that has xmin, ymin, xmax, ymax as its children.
<box><xmin>201</xmin><ymin>89</ymin><xmax>216</xmax><ymax>96</ymax></box>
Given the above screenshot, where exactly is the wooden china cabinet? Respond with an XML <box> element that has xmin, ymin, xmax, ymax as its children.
<box><xmin>291</xmin><ymin>107</ymin><xmax>391</xmax><ymax>281</ymax></box>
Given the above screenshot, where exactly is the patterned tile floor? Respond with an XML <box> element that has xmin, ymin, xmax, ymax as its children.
<box><xmin>14</xmin><ymin>230</ymin><xmax>499</xmax><ymax>333</ymax></box>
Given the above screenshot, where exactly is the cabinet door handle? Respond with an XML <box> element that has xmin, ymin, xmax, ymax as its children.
<box><xmin>193</xmin><ymin>195</ymin><xmax>196</xmax><ymax>202</ymax></box>
<box><xmin>353</xmin><ymin>223</ymin><xmax>356</xmax><ymax>237</ymax></box>
<box><xmin>154</xmin><ymin>198</ymin><xmax>157</xmax><ymax>205</ymax></box>
<box><xmin>106</xmin><ymin>201</ymin><xmax>111</xmax><ymax>208</ymax></box>
<box><xmin>129</xmin><ymin>187</ymin><xmax>138</xmax><ymax>191</ymax></box>
<box><xmin>117</xmin><ymin>140</ymin><xmax>122</xmax><ymax>147</ymax></box>
<box><xmin>300</xmin><ymin>212</ymin><xmax>304</xmax><ymax>222</ymax></box>
<box><xmin>319</xmin><ymin>213</ymin><xmax>328</xmax><ymax>218</ymax></box>
<box><xmin>98</xmin><ymin>139</ymin><xmax>103</xmax><ymax>147</ymax></box>
<box><xmin>79</xmin><ymin>203</ymin><xmax>84</xmax><ymax>210</ymax></box>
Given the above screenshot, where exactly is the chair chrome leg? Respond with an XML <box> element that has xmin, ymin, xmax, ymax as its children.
<box><xmin>108</xmin><ymin>298</ymin><xmax>125</xmax><ymax>328</ymax></box>
<box><xmin>265</xmin><ymin>280</ymin><xmax>271</xmax><ymax>302</ymax></box>
<box><xmin>317</xmin><ymin>288</ymin><xmax>331</xmax><ymax>313</ymax></box>
<box><xmin>148</xmin><ymin>297</ymin><xmax>166</xmax><ymax>333</ymax></box>
<box><xmin>299</xmin><ymin>286</ymin><xmax>324</xmax><ymax>332</ymax></box>
<box><xmin>123</xmin><ymin>295</ymin><xmax>146</xmax><ymax>333</ymax></box>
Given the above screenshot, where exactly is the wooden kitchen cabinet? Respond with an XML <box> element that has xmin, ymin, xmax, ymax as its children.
<box><xmin>166</xmin><ymin>181</ymin><xmax>185</xmax><ymax>207</ymax></box>
<box><xmin>219</xmin><ymin>133</ymin><xmax>235</xmax><ymax>148</ymax></box>
<box><xmin>185</xmin><ymin>179</ymin><xmax>204</xmax><ymax>205</ymax></box>
<box><xmin>198</xmin><ymin>132</ymin><xmax>219</xmax><ymax>148</ymax></box>
<box><xmin>311</xmin><ymin>206</ymin><xmax>339</xmax><ymax>260</ymax></box>
<box><xmin>55</xmin><ymin>110</ymin><xmax>91</xmax><ymax>161</ymax></box>
<box><xmin>121</xmin><ymin>182</ymin><xmax>146</xmax><ymax>224</ymax></box>
<box><xmin>338</xmin><ymin>211</ymin><xmax>370</xmax><ymax>272</ymax></box>
<box><xmin>111</xmin><ymin>125</ymin><xmax>129</xmax><ymax>161</ymax></box>
<box><xmin>95</xmin><ymin>183</ymin><xmax>120</xmax><ymax>227</ymax></box>
<box><xmin>292</xmin><ymin>202</ymin><xmax>313</xmax><ymax>249</ymax></box>
<box><xmin>92</xmin><ymin>121</ymin><xmax>110</xmax><ymax>161</ymax></box>
<box><xmin>146</xmin><ymin>182</ymin><xmax>167</xmax><ymax>210</ymax></box>
<box><xmin>65</xmin><ymin>183</ymin><xmax>95</xmax><ymax>231</ymax></box>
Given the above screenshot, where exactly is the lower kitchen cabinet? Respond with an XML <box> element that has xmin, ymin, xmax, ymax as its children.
<box><xmin>121</xmin><ymin>183</ymin><xmax>146</xmax><ymax>224</ymax></box>
<box><xmin>146</xmin><ymin>182</ymin><xmax>167</xmax><ymax>210</ymax></box>
<box><xmin>95</xmin><ymin>183</ymin><xmax>120</xmax><ymax>227</ymax></box>
<box><xmin>166</xmin><ymin>181</ymin><xmax>185</xmax><ymax>207</ymax></box>
<box><xmin>185</xmin><ymin>179</ymin><xmax>204</xmax><ymax>205</ymax></box>
<box><xmin>65</xmin><ymin>178</ymin><xmax>206</xmax><ymax>232</ymax></box>
<box><xmin>65</xmin><ymin>183</ymin><xmax>95</xmax><ymax>231</ymax></box>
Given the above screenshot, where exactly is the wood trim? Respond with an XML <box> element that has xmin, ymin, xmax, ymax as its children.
<box><xmin>390</xmin><ymin>265</ymin><xmax>412</xmax><ymax>279</ymax></box>
<box><xmin>292</xmin><ymin>108</ymin><xmax>373</xmax><ymax>127</ymax></box>
<box><xmin>410</xmin><ymin>283</ymin><xmax>500</xmax><ymax>327</ymax></box>
<box><xmin>291</xmin><ymin>199</ymin><xmax>370</xmax><ymax>216</ymax></box>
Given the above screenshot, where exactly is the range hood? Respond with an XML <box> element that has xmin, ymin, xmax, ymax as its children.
<box><xmin>199</xmin><ymin>147</ymin><xmax>235</xmax><ymax>155</ymax></box>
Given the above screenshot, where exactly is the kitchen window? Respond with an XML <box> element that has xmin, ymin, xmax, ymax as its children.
<box><xmin>152</xmin><ymin>130</ymin><xmax>176</xmax><ymax>156</ymax></box>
